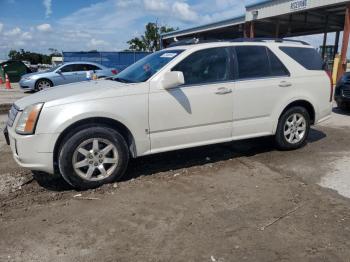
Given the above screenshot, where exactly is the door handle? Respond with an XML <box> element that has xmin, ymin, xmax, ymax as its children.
<box><xmin>215</xmin><ymin>87</ymin><xmax>232</xmax><ymax>95</ymax></box>
<box><xmin>279</xmin><ymin>81</ymin><xmax>292</xmax><ymax>87</ymax></box>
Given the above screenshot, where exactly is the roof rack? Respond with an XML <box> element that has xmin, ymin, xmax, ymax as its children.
<box><xmin>167</xmin><ymin>37</ymin><xmax>310</xmax><ymax>47</ymax></box>
<box><xmin>231</xmin><ymin>37</ymin><xmax>310</xmax><ymax>45</ymax></box>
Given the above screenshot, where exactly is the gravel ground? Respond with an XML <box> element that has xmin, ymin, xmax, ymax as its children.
<box><xmin>0</xmin><ymin>108</ymin><xmax>350</xmax><ymax>262</ymax></box>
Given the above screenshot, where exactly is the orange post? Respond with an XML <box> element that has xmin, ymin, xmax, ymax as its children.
<box><xmin>5</xmin><ymin>74</ymin><xmax>12</xmax><ymax>89</ymax></box>
<box><xmin>338</xmin><ymin>4</ymin><xmax>350</xmax><ymax>81</ymax></box>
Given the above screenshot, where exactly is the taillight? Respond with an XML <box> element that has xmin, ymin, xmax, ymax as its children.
<box><xmin>111</xmin><ymin>69</ymin><xmax>118</xmax><ymax>75</ymax></box>
<box><xmin>326</xmin><ymin>70</ymin><xmax>333</xmax><ymax>102</ymax></box>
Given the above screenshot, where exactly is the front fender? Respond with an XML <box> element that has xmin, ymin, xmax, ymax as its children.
<box><xmin>35</xmin><ymin>95</ymin><xmax>150</xmax><ymax>155</ymax></box>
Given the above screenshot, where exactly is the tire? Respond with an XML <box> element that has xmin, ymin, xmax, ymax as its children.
<box><xmin>275</xmin><ymin>106</ymin><xmax>310</xmax><ymax>150</ymax></box>
<box><xmin>58</xmin><ymin>127</ymin><xmax>129</xmax><ymax>189</ymax></box>
<box><xmin>337</xmin><ymin>102</ymin><xmax>350</xmax><ymax>111</ymax></box>
<box><xmin>35</xmin><ymin>79</ymin><xmax>53</xmax><ymax>91</ymax></box>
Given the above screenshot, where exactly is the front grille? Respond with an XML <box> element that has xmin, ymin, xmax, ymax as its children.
<box><xmin>7</xmin><ymin>104</ymin><xmax>19</xmax><ymax>127</ymax></box>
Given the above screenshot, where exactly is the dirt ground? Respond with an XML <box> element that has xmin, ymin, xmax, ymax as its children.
<box><xmin>1</xmin><ymin>109</ymin><xmax>350</xmax><ymax>262</ymax></box>
<box><xmin>0</xmin><ymin>83</ymin><xmax>29</xmax><ymax>103</ymax></box>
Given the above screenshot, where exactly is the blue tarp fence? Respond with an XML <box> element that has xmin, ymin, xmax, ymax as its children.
<box><xmin>62</xmin><ymin>51</ymin><xmax>151</xmax><ymax>71</ymax></box>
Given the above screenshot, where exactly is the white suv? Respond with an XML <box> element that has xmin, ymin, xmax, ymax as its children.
<box><xmin>4</xmin><ymin>39</ymin><xmax>333</xmax><ymax>189</ymax></box>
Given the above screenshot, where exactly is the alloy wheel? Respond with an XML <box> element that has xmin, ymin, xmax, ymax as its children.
<box><xmin>37</xmin><ymin>80</ymin><xmax>51</xmax><ymax>90</ymax></box>
<box><xmin>72</xmin><ymin>138</ymin><xmax>119</xmax><ymax>181</ymax></box>
<box><xmin>283</xmin><ymin>113</ymin><xmax>307</xmax><ymax>144</ymax></box>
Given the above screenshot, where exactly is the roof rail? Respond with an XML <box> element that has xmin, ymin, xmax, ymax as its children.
<box><xmin>168</xmin><ymin>38</ymin><xmax>200</xmax><ymax>47</ymax></box>
<box><xmin>231</xmin><ymin>37</ymin><xmax>310</xmax><ymax>45</ymax></box>
<box><xmin>167</xmin><ymin>37</ymin><xmax>310</xmax><ymax>47</ymax></box>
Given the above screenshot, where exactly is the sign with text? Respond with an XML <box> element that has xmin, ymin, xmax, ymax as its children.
<box><xmin>290</xmin><ymin>0</ymin><xmax>308</xmax><ymax>11</ymax></box>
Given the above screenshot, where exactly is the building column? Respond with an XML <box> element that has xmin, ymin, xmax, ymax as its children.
<box><xmin>244</xmin><ymin>22</ymin><xmax>255</xmax><ymax>38</ymax></box>
<box><xmin>338</xmin><ymin>4</ymin><xmax>350</xmax><ymax>80</ymax></box>
<box><xmin>243</xmin><ymin>23</ymin><xmax>248</xmax><ymax>38</ymax></box>
<box><xmin>334</xmin><ymin>31</ymin><xmax>340</xmax><ymax>59</ymax></box>
<box><xmin>250</xmin><ymin>21</ymin><xmax>255</xmax><ymax>38</ymax></box>
<box><xmin>275</xmin><ymin>20</ymin><xmax>280</xmax><ymax>38</ymax></box>
<box><xmin>322</xmin><ymin>16</ymin><xmax>329</xmax><ymax>60</ymax></box>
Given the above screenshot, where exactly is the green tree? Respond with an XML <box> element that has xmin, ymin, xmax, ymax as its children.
<box><xmin>127</xmin><ymin>22</ymin><xmax>177</xmax><ymax>52</ymax></box>
<box><xmin>7</xmin><ymin>49</ymin><xmax>60</xmax><ymax>65</ymax></box>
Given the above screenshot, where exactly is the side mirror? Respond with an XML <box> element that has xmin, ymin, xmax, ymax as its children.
<box><xmin>161</xmin><ymin>71</ymin><xmax>185</xmax><ymax>89</ymax></box>
<box><xmin>56</xmin><ymin>69</ymin><xmax>62</xmax><ymax>74</ymax></box>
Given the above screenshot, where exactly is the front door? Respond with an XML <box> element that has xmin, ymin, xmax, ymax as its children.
<box><xmin>149</xmin><ymin>47</ymin><xmax>235</xmax><ymax>153</ymax></box>
<box><xmin>53</xmin><ymin>64</ymin><xmax>78</xmax><ymax>85</ymax></box>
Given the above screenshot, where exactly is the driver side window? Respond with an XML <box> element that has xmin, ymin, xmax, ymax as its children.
<box><xmin>172</xmin><ymin>47</ymin><xmax>232</xmax><ymax>86</ymax></box>
<box><xmin>60</xmin><ymin>65</ymin><xmax>75</xmax><ymax>73</ymax></box>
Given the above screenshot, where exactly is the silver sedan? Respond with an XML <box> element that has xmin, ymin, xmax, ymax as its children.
<box><xmin>19</xmin><ymin>62</ymin><xmax>118</xmax><ymax>91</ymax></box>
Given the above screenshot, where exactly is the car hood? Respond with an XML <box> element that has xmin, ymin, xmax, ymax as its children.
<box><xmin>21</xmin><ymin>71</ymin><xmax>51</xmax><ymax>79</ymax></box>
<box><xmin>14</xmin><ymin>80</ymin><xmax>135</xmax><ymax>110</ymax></box>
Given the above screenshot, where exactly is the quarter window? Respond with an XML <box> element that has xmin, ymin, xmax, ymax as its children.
<box><xmin>279</xmin><ymin>46</ymin><xmax>324</xmax><ymax>70</ymax></box>
<box><xmin>172</xmin><ymin>47</ymin><xmax>231</xmax><ymax>85</ymax></box>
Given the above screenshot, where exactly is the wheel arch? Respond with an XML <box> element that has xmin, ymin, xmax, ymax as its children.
<box><xmin>279</xmin><ymin>100</ymin><xmax>316</xmax><ymax>125</ymax></box>
<box><xmin>53</xmin><ymin>117</ymin><xmax>137</xmax><ymax>173</ymax></box>
<box><xmin>35</xmin><ymin>78</ymin><xmax>54</xmax><ymax>89</ymax></box>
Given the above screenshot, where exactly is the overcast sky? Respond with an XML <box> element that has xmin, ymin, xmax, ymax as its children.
<box><xmin>0</xmin><ymin>0</ymin><xmax>339</xmax><ymax>59</ymax></box>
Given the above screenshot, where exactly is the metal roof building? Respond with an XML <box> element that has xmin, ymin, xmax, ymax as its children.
<box><xmin>161</xmin><ymin>0</ymin><xmax>350</xmax><ymax>79</ymax></box>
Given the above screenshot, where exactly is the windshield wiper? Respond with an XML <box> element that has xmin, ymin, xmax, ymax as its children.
<box><xmin>112</xmin><ymin>77</ymin><xmax>134</xmax><ymax>83</ymax></box>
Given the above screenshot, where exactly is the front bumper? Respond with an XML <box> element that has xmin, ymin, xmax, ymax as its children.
<box><xmin>334</xmin><ymin>95</ymin><xmax>350</xmax><ymax>105</ymax></box>
<box><xmin>19</xmin><ymin>78</ymin><xmax>35</xmax><ymax>90</ymax></box>
<box><xmin>5</xmin><ymin>126</ymin><xmax>59</xmax><ymax>174</ymax></box>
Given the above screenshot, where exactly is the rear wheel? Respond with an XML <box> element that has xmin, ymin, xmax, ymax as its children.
<box><xmin>35</xmin><ymin>79</ymin><xmax>53</xmax><ymax>91</ymax></box>
<box><xmin>58</xmin><ymin>127</ymin><xmax>129</xmax><ymax>189</ymax></box>
<box><xmin>275</xmin><ymin>106</ymin><xmax>310</xmax><ymax>150</ymax></box>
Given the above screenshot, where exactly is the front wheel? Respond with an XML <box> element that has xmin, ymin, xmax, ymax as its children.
<box><xmin>275</xmin><ymin>106</ymin><xmax>310</xmax><ymax>150</ymax></box>
<box><xmin>35</xmin><ymin>79</ymin><xmax>53</xmax><ymax>91</ymax></box>
<box><xmin>58</xmin><ymin>127</ymin><xmax>129</xmax><ymax>189</ymax></box>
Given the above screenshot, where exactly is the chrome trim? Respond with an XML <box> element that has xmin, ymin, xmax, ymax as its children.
<box><xmin>7</xmin><ymin>104</ymin><xmax>20</xmax><ymax>128</ymax></box>
<box><xmin>150</xmin><ymin>120</ymin><xmax>232</xmax><ymax>134</ymax></box>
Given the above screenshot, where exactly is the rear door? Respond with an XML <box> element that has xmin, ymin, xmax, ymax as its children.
<box><xmin>232</xmin><ymin>45</ymin><xmax>291</xmax><ymax>138</ymax></box>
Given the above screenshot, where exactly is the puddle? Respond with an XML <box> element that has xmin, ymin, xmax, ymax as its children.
<box><xmin>319</xmin><ymin>156</ymin><xmax>350</xmax><ymax>198</ymax></box>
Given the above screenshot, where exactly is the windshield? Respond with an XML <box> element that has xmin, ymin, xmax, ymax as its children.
<box><xmin>113</xmin><ymin>49</ymin><xmax>184</xmax><ymax>83</ymax></box>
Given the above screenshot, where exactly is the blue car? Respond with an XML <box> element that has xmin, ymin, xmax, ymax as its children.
<box><xmin>19</xmin><ymin>62</ymin><xmax>118</xmax><ymax>91</ymax></box>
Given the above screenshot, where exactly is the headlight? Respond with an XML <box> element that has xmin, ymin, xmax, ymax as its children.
<box><xmin>22</xmin><ymin>76</ymin><xmax>33</xmax><ymax>81</ymax></box>
<box><xmin>15</xmin><ymin>103</ymin><xmax>44</xmax><ymax>135</ymax></box>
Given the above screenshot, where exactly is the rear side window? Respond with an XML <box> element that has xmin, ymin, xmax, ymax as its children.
<box><xmin>267</xmin><ymin>49</ymin><xmax>290</xmax><ymax>76</ymax></box>
<box><xmin>279</xmin><ymin>47</ymin><xmax>324</xmax><ymax>70</ymax></box>
<box><xmin>85</xmin><ymin>64</ymin><xmax>101</xmax><ymax>71</ymax></box>
<box><xmin>172</xmin><ymin>47</ymin><xmax>232</xmax><ymax>85</ymax></box>
<box><xmin>73</xmin><ymin>64</ymin><xmax>97</xmax><ymax>71</ymax></box>
<box><xmin>235</xmin><ymin>46</ymin><xmax>270</xmax><ymax>79</ymax></box>
<box><xmin>235</xmin><ymin>46</ymin><xmax>289</xmax><ymax>79</ymax></box>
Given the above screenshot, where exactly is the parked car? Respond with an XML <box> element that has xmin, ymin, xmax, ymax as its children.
<box><xmin>4</xmin><ymin>39</ymin><xmax>332</xmax><ymax>189</ymax></box>
<box><xmin>0</xmin><ymin>60</ymin><xmax>32</xmax><ymax>82</ymax></box>
<box><xmin>19</xmin><ymin>62</ymin><xmax>118</xmax><ymax>91</ymax></box>
<box><xmin>334</xmin><ymin>72</ymin><xmax>350</xmax><ymax>110</ymax></box>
